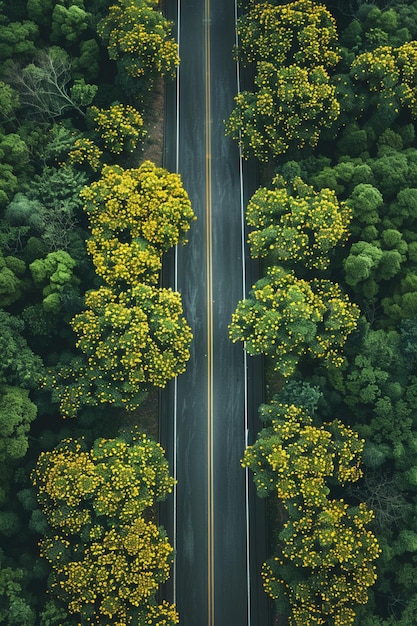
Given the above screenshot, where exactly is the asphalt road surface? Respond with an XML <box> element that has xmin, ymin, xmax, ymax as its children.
<box><xmin>161</xmin><ymin>0</ymin><xmax>270</xmax><ymax>624</ymax></box>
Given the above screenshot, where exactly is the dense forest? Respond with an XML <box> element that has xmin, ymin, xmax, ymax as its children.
<box><xmin>2</xmin><ymin>0</ymin><xmax>417</xmax><ymax>625</ymax></box>
<box><xmin>0</xmin><ymin>0</ymin><xmax>193</xmax><ymax>624</ymax></box>
<box><xmin>228</xmin><ymin>0</ymin><xmax>417</xmax><ymax>624</ymax></box>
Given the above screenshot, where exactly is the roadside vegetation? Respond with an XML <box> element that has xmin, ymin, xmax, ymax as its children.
<box><xmin>229</xmin><ymin>0</ymin><xmax>417</xmax><ymax>624</ymax></box>
<box><xmin>0</xmin><ymin>0</ymin><xmax>190</xmax><ymax>624</ymax></box>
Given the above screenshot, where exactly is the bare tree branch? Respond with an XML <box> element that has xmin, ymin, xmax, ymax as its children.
<box><xmin>5</xmin><ymin>50</ymin><xmax>87</xmax><ymax>121</ymax></box>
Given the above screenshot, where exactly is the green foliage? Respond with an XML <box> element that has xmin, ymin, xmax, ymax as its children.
<box><xmin>327</xmin><ymin>321</ymin><xmax>417</xmax><ymax>464</ymax></box>
<box><xmin>0</xmin><ymin>81</ymin><xmax>20</xmax><ymax>121</ymax></box>
<box><xmin>0</xmin><ymin>385</ymin><xmax>37</xmax><ymax>463</ymax></box>
<box><xmin>72</xmin><ymin>38</ymin><xmax>100</xmax><ymax>82</ymax></box>
<box><xmin>6</xmin><ymin>48</ymin><xmax>97</xmax><ymax>121</ymax></box>
<box><xmin>0</xmin><ymin>559</ymin><xmax>36</xmax><ymax>626</ymax></box>
<box><xmin>0</xmin><ymin>19</ymin><xmax>38</xmax><ymax>61</ymax></box>
<box><xmin>50</xmin><ymin>3</ymin><xmax>89</xmax><ymax>45</ymax></box>
<box><xmin>344</xmin><ymin>238</ymin><xmax>406</xmax><ymax>298</ymax></box>
<box><xmin>29</xmin><ymin>250</ymin><xmax>79</xmax><ymax>313</ymax></box>
<box><xmin>0</xmin><ymin>251</ymin><xmax>26</xmax><ymax>307</ymax></box>
<box><xmin>0</xmin><ymin>310</ymin><xmax>43</xmax><ymax>388</ymax></box>
<box><xmin>279</xmin><ymin>380</ymin><xmax>323</xmax><ymax>416</ymax></box>
<box><xmin>5</xmin><ymin>164</ymin><xmax>88</xmax><ymax>252</ymax></box>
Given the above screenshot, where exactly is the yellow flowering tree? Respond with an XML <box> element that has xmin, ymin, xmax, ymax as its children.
<box><xmin>98</xmin><ymin>0</ymin><xmax>179</xmax><ymax>88</ymax></box>
<box><xmin>90</xmin><ymin>103</ymin><xmax>146</xmax><ymax>154</ymax></box>
<box><xmin>52</xmin><ymin>284</ymin><xmax>193</xmax><ymax>418</ymax></box>
<box><xmin>246</xmin><ymin>174</ymin><xmax>351</xmax><ymax>270</ymax></box>
<box><xmin>82</xmin><ymin>161</ymin><xmax>195</xmax><ymax>285</ymax></box>
<box><xmin>32</xmin><ymin>435</ymin><xmax>178</xmax><ymax>625</ymax></box>
<box><xmin>225</xmin><ymin>0</ymin><xmax>341</xmax><ymax>160</ymax></box>
<box><xmin>236</xmin><ymin>0</ymin><xmax>340</xmax><ymax>69</ymax></box>
<box><xmin>67</xmin><ymin>137</ymin><xmax>103</xmax><ymax>172</ymax></box>
<box><xmin>242</xmin><ymin>401</ymin><xmax>380</xmax><ymax>626</ymax></box>
<box><xmin>351</xmin><ymin>40</ymin><xmax>417</xmax><ymax>118</ymax></box>
<box><xmin>229</xmin><ymin>266</ymin><xmax>360</xmax><ymax>378</ymax></box>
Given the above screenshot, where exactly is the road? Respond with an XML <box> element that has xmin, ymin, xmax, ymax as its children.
<box><xmin>161</xmin><ymin>0</ymin><xmax>270</xmax><ymax>624</ymax></box>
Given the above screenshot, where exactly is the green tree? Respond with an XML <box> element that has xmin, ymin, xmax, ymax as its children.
<box><xmin>6</xmin><ymin>48</ymin><xmax>97</xmax><ymax>120</ymax></box>
<box><xmin>0</xmin><ymin>252</ymin><xmax>26</xmax><ymax>307</ymax></box>
<box><xmin>0</xmin><ymin>558</ymin><xmax>36</xmax><ymax>626</ymax></box>
<box><xmin>29</xmin><ymin>250</ymin><xmax>79</xmax><ymax>314</ymax></box>
<box><xmin>0</xmin><ymin>385</ymin><xmax>37</xmax><ymax>464</ymax></box>
<box><xmin>0</xmin><ymin>310</ymin><xmax>43</xmax><ymax>388</ymax></box>
<box><xmin>50</xmin><ymin>3</ymin><xmax>90</xmax><ymax>45</ymax></box>
<box><xmin>5</xmin><ymin>165</ymin><xmax>88</xmax><ymax>252</ymax></box>
<box><xmin>0</xmin><ymin>19</ymin><xmax>38</xmax><ymax>61</ymax></box>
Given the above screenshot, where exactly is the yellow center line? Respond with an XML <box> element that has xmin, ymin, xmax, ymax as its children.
<box><xmin>205</xmin><ymin>0</ymin><xmax>214</xmax><ymax>623</ymax></box>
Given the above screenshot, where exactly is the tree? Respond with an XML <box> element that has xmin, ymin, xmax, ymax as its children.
<box><xmin>67</xmin><ymin>136</ymin><xmax>103</xmax><ymax>172</ymax></box>
<box><xmin>0</xmin><ymin>19</ymin><xmax>38</xmax><ymax>61</ymax></box>
<box><xmin>243</xmin><ymin>402</ymin><xmax>364</xmax><ymax>502</ymax></box>
<box><xmin>52</xmin><ymin>284</ymin><xmax>193</xmax><ymax>418</ymax></box>
<box><xmin>82</xmin><ymin>161</ymin><xmax>195</xmax><ymax>255</ymax></box>
<box><xmin>0</xmin><ymin>81</ymin><xmax>20</xmax><ymax>122</ymax></box>
<box><xmin>0</xmin><ymin>251</ymin><xmax>26</xmax><ymax>307</ymax></box>
<box><xmin>229</xmin><ymin>265</ymin><xmax>360</xmax><ymax>378</ymax></box>
<box><xmin>90</xmin><ymin>103</ymin><xmax>146</xmax><ymax>154</ymax></box>
<box><xmin>226</xmin><ymin>62</ymin><xmax>340</xmax><ymax>162</ymax></box>
<box><xmin>236</xmin><ymin>0</ymin><xmax>340</xmax><ymax>67</ymax></box>
<box><xmin>97</xmin><ymin>0</ymin><xmax>179</xmax><ymax>88</ymax></box>
<box><xmin>0</xmin><ymin>558</ymin><xmax>36</xmax><ymax>626</ymax></box>
<box><xmin>351</xmin><ymin>40</ymin><xmax>417</xmax><ymax>118</ymax></box>
<box><xmin>5</xmin><ymin>164</ymin><xmax>88</xmax><ymax>252</ymax></box>
<box><xmin>50</xmin><ymin>3</ymin><xmax>90</xmax><ymax>45</ymax></box>
<box><xmin>344</xmin><ymin>238</ymin><xmax>405</xmax><ymax>299</ymax></box>
<box><xmin>32</xmin><ymin>435</ymin><xmax>178</xmax><ymax>625</ymax></box>
<box><xmin>82</xmin><ymin>161</ymin><xmax>195</xmax><ymax>286</ymax></box>
<box><xmin>246</xmin><ymin>174</ymin><xmax>351</xmax><ymax>270</ymax></box>
<box><xmin>6</xmin><ymin>48</ymin><xmax>97</xmax><ymax>120</ymax></box>
<box><xmin>0</xmin><ymin>385</ymin><xmax>37</xmax><ymax>464</ymax></box>
<box><xmin>242</xmin><ymin>401</ymin><xmax>380</xmax><ymax>626</ymax></box>
<box><xmin>225</xmin><ymin>0</ymin><xmax>341</xmax><ymax>160</ymax></box>
<box><xmin>29</xmin><ymin>250</ymin><xmax>80</xmax><ymax>313</ymax></box>
<box><xmin>0</xmin><ymin>310</ymin><xmax>43</xmax><ymax>389</ymax></box>
<box><xmin>327</xmin><ymin>322</ymin><xmax>417</xmax><ymax>463</ymax></box>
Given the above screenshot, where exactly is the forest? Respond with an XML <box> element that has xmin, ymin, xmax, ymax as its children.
<box><xmin>228</xmin><ymin>0</ymin><xmax>417</xmax><ymax>624</ymax></box>
<box><xmin>0</xmin><ymin>0</ymin><xmax>193</xmax><ymax>624</ymax></box>
<box><xmin>2</xmin><ymin>0</ymin><xmax>417</xmax><ymax>625</ymax></box>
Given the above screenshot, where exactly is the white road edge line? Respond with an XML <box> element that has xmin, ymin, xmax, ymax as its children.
<box><xmin>234</xmin><ymin>0</ymin><xmax>252</xmax><ymax>623</ymax></box>
<box><xmin>172</xmin><ymin>0</ymin><xmax>181</xmax><ymax>609</ymax></box>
